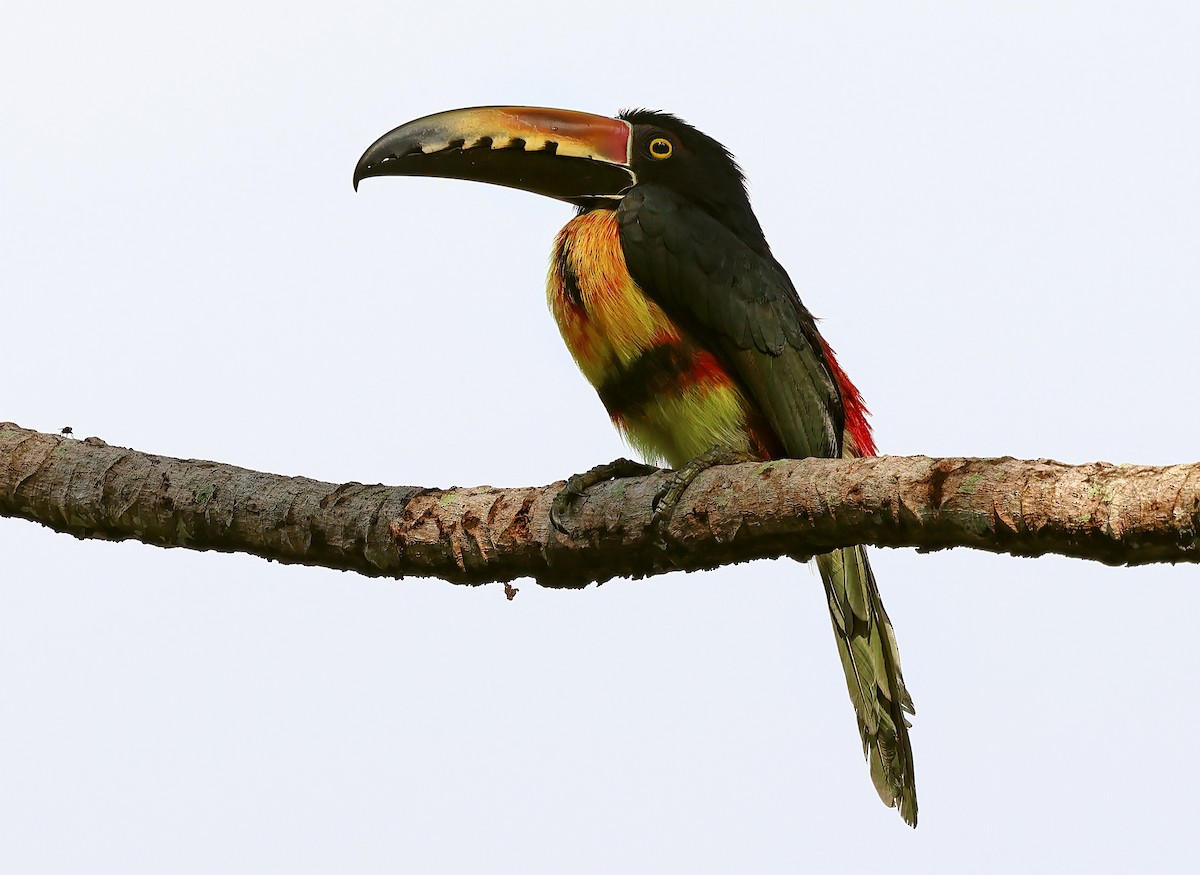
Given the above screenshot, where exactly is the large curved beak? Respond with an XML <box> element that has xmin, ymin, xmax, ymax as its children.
<box><xmin>353</xmin><ymin>106</ymin><xmax>635</xmax><ymax>207</ymax></box>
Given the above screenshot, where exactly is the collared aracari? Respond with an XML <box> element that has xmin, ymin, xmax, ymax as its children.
<box><xmin>355</xmin><ymin>106</ymin><xmax>918</xmax><ymax>825</ymax></box>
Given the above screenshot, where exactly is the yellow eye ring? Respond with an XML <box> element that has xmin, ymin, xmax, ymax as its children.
<box><xmin>648</xmin><ymin>137</ymin><xmax>673</xmax><ymax>159</ymax></box>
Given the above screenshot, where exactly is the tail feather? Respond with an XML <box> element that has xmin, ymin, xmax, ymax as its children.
<box><xmin>816</xmin><ymin>545</ymin><xmax>918</xmax><ymax>826</ymax></box>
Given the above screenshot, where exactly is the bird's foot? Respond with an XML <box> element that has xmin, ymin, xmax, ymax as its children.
<box><xmin>650</xmin><ymin>447</ymin><xmax>759</xmax><ymax>544</ymax></box>
<box><xmin>550</xmin><ymin>457</ymin><xmax>662</xmax><ymax>535</ymax></box>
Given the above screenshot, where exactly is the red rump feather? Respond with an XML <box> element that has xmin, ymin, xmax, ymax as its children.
<box><xmin>817</xmin><ymin>337</ymin><xmax>877</xmax><ymax>458</ymax></box>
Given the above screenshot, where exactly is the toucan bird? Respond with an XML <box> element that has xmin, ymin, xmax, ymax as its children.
<box><xmin>355</xmin><ymin>106</ymin><xmax>918</xmax><ymax>826</ymax></box>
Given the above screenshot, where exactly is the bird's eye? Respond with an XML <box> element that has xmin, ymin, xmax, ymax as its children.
<box><xmin>648</xmin><ymin>137</ymin><xmax>673</xmax><ymax>159</ymax></box>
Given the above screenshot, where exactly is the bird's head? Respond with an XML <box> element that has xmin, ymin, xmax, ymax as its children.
<box><xmin>354</xmin><ymin>105</ymin><xmax>768</xmax><ymax>253</ymax></box>
<box><xmin>618</xmin><ymin>109</ymin><xmax>766</xmax><ymax>253</ymax></box>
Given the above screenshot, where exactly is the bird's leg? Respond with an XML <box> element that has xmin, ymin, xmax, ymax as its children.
<box><xmin>651</xmin><ymin>446</ymin><xmax>760</xmax><ymax>538</ymax></box>
<box><xmin>550</xmin><ymin>457</ymin><xmax>662</xmax><ymax>534</ymax></box>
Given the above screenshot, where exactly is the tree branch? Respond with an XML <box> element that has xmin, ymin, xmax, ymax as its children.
<box><xmin>2</xmin><ymin>422</ymin><xmax>1197</xmax><ymax>586</ymax></box>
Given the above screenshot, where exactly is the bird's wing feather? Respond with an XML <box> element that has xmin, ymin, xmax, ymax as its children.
<box><xmin>617</xmin><ymin>185</ymin><xmax>843</xmax><ymax>459</ymax></box>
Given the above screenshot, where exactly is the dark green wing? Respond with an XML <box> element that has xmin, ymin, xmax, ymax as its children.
<box><xmin>617</xmin><ymin>185</ymin><xmax>843</xmax><ymax>460</ymax></box>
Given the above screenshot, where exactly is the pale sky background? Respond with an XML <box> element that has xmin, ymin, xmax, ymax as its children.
<box><xmin>2</xmin><ymin>2</ymin><xmax>1198</xmax><ymax>872</ymax></box>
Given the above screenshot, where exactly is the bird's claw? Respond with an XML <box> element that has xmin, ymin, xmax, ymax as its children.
<box><xmin>550</xmin><ymin>457</ymin><xmax>661</xmax><ymax>535</ymax></box>
<box><xmin>649</xmin><ymin>446</ymin><xmax>759</xmax><ymax>545</ymax></box>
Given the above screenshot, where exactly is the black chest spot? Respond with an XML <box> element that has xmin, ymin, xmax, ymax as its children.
<box><xmin>556</xmin><ymin>247</ymin><xmax>585</xmax><ymax>309</ymax></box>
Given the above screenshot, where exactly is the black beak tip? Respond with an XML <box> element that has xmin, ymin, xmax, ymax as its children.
<box><xmin>352</xmin><ymin>162</ymin><xmax>368</xmax><ymax>192</ymax></box>
<box><xmin>353</xmin><ymin>149</ymin><xmax>384</xmax><ymax>191</ymax></box>
<box><xmin>353</xmin><ymin>151</ymin><xmax>394</xmax><ymax>191</ymax></box>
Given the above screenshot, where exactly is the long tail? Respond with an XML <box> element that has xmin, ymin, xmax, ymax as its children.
<box><xmin>815</xmin><ymin>545</ymin><xmax>918</xmax><ymax>826</ymax></box>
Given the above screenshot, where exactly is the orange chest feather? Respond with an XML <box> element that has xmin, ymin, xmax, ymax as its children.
<box><xmin>546</xmin><ymin>210</ymin><xmax>679</xmax><ymax>385</ymax></box>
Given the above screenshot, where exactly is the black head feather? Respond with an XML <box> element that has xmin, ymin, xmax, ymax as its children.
<box><xmin>618</xmin><ymin>109</ymin><xmax>770</xmax><ymax>257</ymax></box>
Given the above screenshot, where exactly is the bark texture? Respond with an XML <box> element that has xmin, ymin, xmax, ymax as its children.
<box><xmin>2</xmin><ymin>422</ymin><xmax>1197</xmax><ymax>587</ymax></box>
